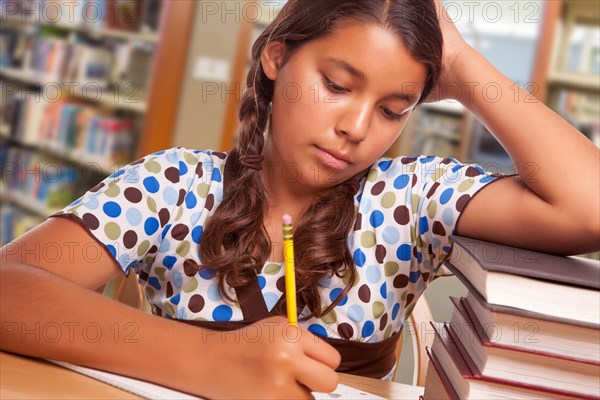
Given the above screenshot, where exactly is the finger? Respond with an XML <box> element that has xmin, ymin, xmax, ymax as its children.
<box><xmin>298</xmin><ymin>329</ymin><xmax>341</xmax><ymax>370</ymax></box>
<box><xmin>294</xmin><ymin>355</ymin><xmax>339</xmax><ymax>394</ymax></box>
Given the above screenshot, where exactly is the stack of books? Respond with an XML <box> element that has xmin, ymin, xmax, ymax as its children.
<box><xmin>423</xmin><ymin>236</ymin><xmax>600</xmax><ymax>399</ymax></box>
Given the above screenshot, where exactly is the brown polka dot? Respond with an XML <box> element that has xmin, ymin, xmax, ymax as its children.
<box><xmin>213</xmin><ymin>152</ymin><xmax>226</xmax><ymax>159</ymax></box>
<box><xmin>130</xmin><ymin>157</ymin><xmax>145</xmax><ymax>165</ymax></box>
<box><xmin>375</xmin><ymin>245</ymin><xmax>386</xmax><ymax>263</ymax></box>
<box><xmin>428</xmin><ymin>243</ymin><xmax>433</xmax><ymax>256</ymax></box>
<box><xmin>276</xmin><ymin>276</ymin><xmax>286</xmax><ymax>292</ymax></box>
<box><xmin>189</xmin><ymin>294</ymin><xmax>205</xmax><ymax>312</ymax></box>
<box><xmin>205</xmin><ymin>194</ymin><xmax>215</xmax><ymax>211</ymax></box>
<box><xmin>371</xmin><ymin>181</ymin><xmax>386</xmax><ymax>196</ymax></box>
<box><xmin>426</xmin><ymin>182</ymin><xmax>440</xmax><ymax>198</ymax></box>
<box><xmin>171</xmin><ymin>224</ymin><xmax>189</xmax><ymax>240</ymax></box>
<box><xmin>413</xmin><ymin>246</ymin><xmax>419</xmax><ymax>259</ymax></box>
<box><xmin>177</xmin><ymin>189</ymin><xmax>186</xmax><ymax>206</ymax></box>
<box><xmin>195</xmin><ymin>162</ymin><xmax>203</xmax><ymax>178</ymax></box>
<box><xmin>405</xmin><ymin>293</ymin><xmax>415</xmax><ymax>307</ymax></box>
<box><xmin>124</xmin><ymin>187</ymin><xmax>142</xmax><ymax>203</ymax></box>
<box><xmin>441</xmin><ymin>158</ymin><xmax>451</xmax><ymax>164</ymax></box>
<box><xmin>422</xmin><ymin>272</ymin><xmax>431</xmax><ymax>282</ymax></box>
<box><xmin>393</xmin><ymin>274</ymin><xmax>409</xmax><ymax>288</ymax></box>
<box><xmin>82</xmin><ymin>213</ymin><xmax>100</xmax><ymax>230</ymax></box>
<box><xmin>154</xmin><ymin>306</ymin><xmax>162</xmax><ymax>316</ymax></box>
<box><xmin>353</xmin><ymin>213</ymin><xmax>362</xmax><ymax>231</ymax></box>
<box><xmin>432</xmin><ymin>221</ymin><xmax>446</xmax><ymax>236</ymax></box>
<box><xmin>338</xmin><ymin>323</ymin><xmax>354</xmax><ymax>339</ymax></box>
<box><xmin>89</xmin><ymin>182</ymin><xmax>105</xmax><ymax>193</ymax></box>
<box><xmin>139</xmin><ymin>270</ymin><xmax>149</xmax><ymax>282</ymax></box>
<box><xmin>183</xmin><ymin>259</ymin><xmax>201</xmax><ymax>276</ymax></box>
<box><xmin>358</xmin><ymin>284</ymin><xmax>371</xmax><ymax>303</ymax></box>
<box><xmin>465</xmin><ymin>166</ymin><xmax>481</xmax><ymax>177</ymax></box>
<box><xmin>379</xmin><ymin>313</ymin><xmax>388</xmax><ymax>331</ymax></box>
<box><xmin>148</xmin><ymin>245</ymin><xmax>158</xmax><ymax>254</ymax></box>
<box><xmin>411</xmin><ymin>174</ymin><xmax>417</xmax><ymax>187</ymax></box>
<box><xmin>123</xmin><ymin>230</ymin><xmax>138</xmax><ymax>249</ymax></box>
<box><xmin>159</xmin><ymin>208</ymin><xmax>170</xmax><ymax>227</ymax></box>
<box><xmin>166</xmin><ymin>282</ymin><xmax>173</xmax><ymax>298</ymax></box>
<box><xmin>401</xmin><ymin>156</ymin><xmax>417</xmax><ymax>164</ymax></box>
<box><xmin>394</xmin><ymin>206</ymin><xmax>410</xmax><ymax>225</ymax></box>
<box><xmin>456</xmin><ymin>194</ymin><xmax>471</xmax><ymax>212</ymax></box>
<box><xmin>164</xmin><ymin>167</ymin><xmax>180</xmax><ymax>183</ymax></box>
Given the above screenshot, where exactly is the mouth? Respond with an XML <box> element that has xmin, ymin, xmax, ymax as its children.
<box><xmin>314</xmin><ymin>146</ymin><xmax>353</xmax><ymax>170</ymax></box>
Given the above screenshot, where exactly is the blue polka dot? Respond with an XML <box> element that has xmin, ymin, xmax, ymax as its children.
<box><xmin>106</xmin><ymin>244</ymin><xmax>117</xmax><ymax>258</ymax></box>
<box><xmin>378</xmin><ymin>160</ymin><xmax>392</xmax><ymax>171</ymax></box>
<box><xmin>417</xmin><ymin>252</ymin><xmax>423</xmax><ymax>263</ymax></box>
<box><xmin>185</xmin><ymin>192</ymin><xmax>197</xmax><ymax>209</ymax></box>
<box><xmin>103</xmin><ymin>201</ymin><xmax>121</xmax><ymax>218</ymax></box>
<box><xmin>178</xmin><ymin>161</ymin><xmax>188</xmax><ymax>175</ymax></box>
<box><xmin>360</xmin><ymin>197</ymin><xmax>372</xmax><ymax>213</ymax></box>
<box><xmin>177</xmin><ymin>308</ymin><xmax>187</xmax><ymax>319</ymax></box>
<box><xmin>480</xmin><ymin>175</ymin><xmax>496</xmax><ymax>183</ymax></box>
<box><xmin>409</xmin><ymin>270</ymin><xmax>421</xmax><ymax>283</ymax></box>
<box><xmin>385</xmin><ymin>165</ymin><xmax>401</xmax><ymax>179</ymax></box>
<box><xmin>163</xmin><ymin>187</ymin><xmax>178</xmax><ymax>205</ymax></box>
<box><xmin>161</xmin><ymin>224</ymin><xmax>172</xmax><ymax>240</ymax></box>
<box><xmin>109</xmin><ymin>169</ymin><xmax>125</xmax><ymax>178</ymax></box>
<box><xmin>393</xmin><ymin>174</ymin><xmax>410</xmax><ymax>190</ymax></box>
<box><xmin>419</xmin><ymin>216</ymin><xmax>429</xmax><ymax>234</ymax></box>
<box><xmin>369</xmin><ymin>210</ymin><xmax>384</xmax><ymax>228</ymax></box>
<box><xmin>126</xmin><ymin>208</ymin><xmax>142</xmax><ymax>226</ymax></box>
<box><xmin>308</xmin><ymin>324</ymin><xmax>327</xmax><ymax>337</ymax></box>
<box><xmin>212</xmin><ymin>305</ymin><xmax>233</xmax><ymax>321</ymax></box>
<box><xmin>207</xmin><ymin>283</ymin><xmax>221</xmax><ymax>301</ymax></box>
<box><xmin>257</xmin><ymin>275</ymin><xmax>266</xmax><ymax>290</ymax></box>
<box><xmin>329</xmin><ymin>288</ymin><xmax>348</xmax><ymax>306</ymax></box>
<box><xmin>191</xmin><ymin>226</ymin><xmax>203</xmax><ymax>244</ymax></box>
<box><xmin>143</xmin><ymin>177</ymin><xmax>160</xmax><ymax>193</ymax></box>
<box><xmin>190</xmin><ymin>212</ymin><xmax>202</xmax><ymax>225</ymax></box>
<box><xmin>387</xmin><ymin>292</ymin><xmax>394</xmax><ymax>309</ymax></box>
<box><xmin>348</xmin><ymin>305</ymin><xmax>365</xmax><ymax>322</ymax></box>
<box><xmin>163</xmin><ymin>256</ymin><xmax>177</xmax><ymax>270</ymax></box>
<box><xmin>158</xmin><ymin>238</ymin><xmax>170</xmax><ymax>253</ymax></box>
<box><xmin>170</xmin><ymin>293</ymin><xmax>180</xmax><ymax>305</ymax></box>
<box><xmin>397</xmin><ymin>244</ymin><xmax>412</xmax><ymax>261</ymax></box>
<box><xmin>264</xmin><ymin>292</ymin><xmax>280</xmax><ymax>311</ymax></box>
<box><xmin>172</xmin><ymin>271</ymin><xmax>183</xmax><ymax>289</ymax></box>
<box><xmin>125</xmin><ymin>260</ymin><xmax>137</xmax><ymax>274</ymax></box>
<box><xmin>215</xmin><ymin>187</ymin><xmax>224</xmax><ymax>203</ymax></box>
<box><xmin>366</xmin><ymin>265</ymin><xmax>381</xmax><ymax>284</ymax></box>
<box><xmin>152</xmin><ymin>150</ymin><xmax>165</xmax><ymax>155</ymax></box>
<box><xmin>382</xmin><ymin>226</ymin><xmax>399</xmax><ymax>244</ymax></box>
<box><xmin>362</xmin><ymin>321</ymin><xmax>375</xmax><ymax>338</ymax></box>
<box><xmin>144</xmin><ymin>218</ymin><xmax>159</xmax><ymax>235</ymax></box>
<box><xmin>166</xmin><ymin>151</ymin><xmax>179</xmax><ymax>164</ymax></box>
<box><xmin>419</xmin><ymin>156</ymin><xmax>436</xmax><ymax>163</ymax></box>
<box><xmin>440</xmin><ymin>188</ymin><xmax>454</xmax><ymax>205</ymax></box>
<box><xmin>452</xmin><ymin>164</ymin><xmax>463</xmax><ymax>172</ymax></box>
<box><xmin>353</xmin><ymin>249</ymin><xmax>366</xmax><ymax>267</ymax></box>
<box><xmin>380</xmin><ymin>282</ymin><xmax>387</xmax><ymax>299</ymax></box>
<box><xmin>68</xmin><ymin>197</ymin><xmax>83</xmax><ymax>207</ymax></box>
<box><xmin>318</xmin><ymin>276</ymin><xmax>332</xmax><ymax>288</ymax></box>
<box><xmin>431</xmin><ymin>237</ymin><xmax>441</xmax><ymax>250</ymax></box>
<box><xmin>442</xmin><ymin>208</ymin><xmax>454</xmax><ymax>226</ymax></box>
<box><xmin>392</xmin><ymin>303</ymin><xmax>400</xmax><ymax>320</ymax></box>
<box><xmin>475</xmin><ymin>166</ymin><xmax>485</xmax><ymax>174</ymax></box>
<box><xmin>148</xmin><ymin>277</ymin><xmax>161</xmax><ymax>290</ymax></box>
<box><xmin>212</xmin><ymin>167</ymin><xmax>222</xmax><ymax>182</ymax></box>
<box><xmin>84</xmin><ymin>196</ymin><xmax>99</xmax><ymax>210</ymax></box>
<box><xmin>199</xmin><ymin>268</ymin><xmax>214</xmax><ymax>280</ymax></box>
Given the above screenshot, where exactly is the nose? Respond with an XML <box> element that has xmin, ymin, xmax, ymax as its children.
<box><xmin>335</xmin><ymin>100</ymin><xmax>371</xmax><ymax>143</ymax></box>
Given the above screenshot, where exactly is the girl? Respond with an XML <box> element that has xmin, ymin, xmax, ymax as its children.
<box><xmin>1</xmin><ymin>0</ymin><xmax>598</xmax><ymax>398</ymax></box>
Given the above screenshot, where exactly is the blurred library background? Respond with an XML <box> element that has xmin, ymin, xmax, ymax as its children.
<box><xmin>0</xmin><ymin>0</ymin><xmax>598</xmax><ymax>385</ymax></box>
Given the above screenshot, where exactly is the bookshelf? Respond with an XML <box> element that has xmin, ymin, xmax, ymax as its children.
<box><xmin>0</xmin><ymin>0</ymin><xmax>196</xmax><ymax>245</ymax></box>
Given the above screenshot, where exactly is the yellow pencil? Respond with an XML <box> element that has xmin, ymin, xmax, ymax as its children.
<box><xmin>282</xmin><ymin>214</ymin><xmax>297</xmax><ymax>326</ymax></box>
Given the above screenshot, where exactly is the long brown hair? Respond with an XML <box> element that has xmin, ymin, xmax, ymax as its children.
<box><xmin>198</xmin><ymin>0</ymin><xmax>443</xmax><ymax>320</ymax></box>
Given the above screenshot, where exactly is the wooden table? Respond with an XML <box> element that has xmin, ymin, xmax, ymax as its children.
<box><xmin>1</xmin><ymin>351</ymin><xmax>424</xmax><ymax>399</ymax></box>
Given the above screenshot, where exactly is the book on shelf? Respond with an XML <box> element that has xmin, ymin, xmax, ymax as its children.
<box><xmin>425</xmin><ymin>322</ymin><xmax>589</xmax><ymax>400</ymax></box>
<box><xmin>444</xmin><ymin>235</ymin><xmax>600</xmax><ymax>326</ymax></box>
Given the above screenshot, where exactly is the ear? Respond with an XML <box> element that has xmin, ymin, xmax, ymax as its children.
<box><xmin>260</xmin><ymin>40</ymin><xmax>287</xmax><ymax>80</ymax></box>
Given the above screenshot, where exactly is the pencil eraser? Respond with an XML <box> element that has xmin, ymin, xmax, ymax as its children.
<box><xmin>282</xmin><ymin>214</ymin><xmax>292</xmax><ymax>224</ymax></box>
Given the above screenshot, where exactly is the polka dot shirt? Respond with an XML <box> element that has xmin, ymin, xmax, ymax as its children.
<box><xmin>51</xmin><ymin>147</ymin><xmax>507</xmax><ymax>349</ymax></box>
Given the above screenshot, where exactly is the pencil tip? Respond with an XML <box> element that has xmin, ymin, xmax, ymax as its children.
<box><xmin>282</xmin><ymin>214</ymin><xmax>292</xmax><ymax>224</ymax></box>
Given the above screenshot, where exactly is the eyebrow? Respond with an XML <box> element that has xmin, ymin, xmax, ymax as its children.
<box><xmin>325</xmin><ymin>57</ymin><xmax>418</xmax><ymax>104</ymax></box>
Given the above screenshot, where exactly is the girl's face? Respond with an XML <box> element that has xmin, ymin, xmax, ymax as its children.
<box><xmin>262</xmin><ymin>21</ymin><xmax>427</xmax><ymax>192</ymax></box>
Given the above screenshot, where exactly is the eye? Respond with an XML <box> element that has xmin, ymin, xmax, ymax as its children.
<box><xmin>381</xmin><ymin>106</ymin><xmax>404</xmax><ymax>121</ymax></box>
<box><xmin>322</xmin><ymin>75</ymin><xmax>348</xmax><ymax>93</ymax></box>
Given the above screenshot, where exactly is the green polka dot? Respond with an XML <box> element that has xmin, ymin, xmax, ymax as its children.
<box><xmin>144</xmin><ymin>255</ymin><xmax>155</xmax><ymax>265</ymax></box>
<box><xmin>154</xmin><ymin>267</ymin><xmax>166</xmax><ymax>281</ymax></box>
<box><xmin>367</xmin><ymin>169</ymin><xmax>378</xmax><ymax>182</ymax></box>
<box><xmin>147</xmin><ymin>196</ymin><xmax>157</xmax><ymax>213</ymax></box>
<box><xmin>144</xmin><ymin>160</ymin><xmax>161</xmax><ymax>173</ymax></box>
<box><xmin>405</xmin><ymin>302</ymin><xmax>416</xmax><ymax>318</ymax></box>
<box><xmin>360</xmin><ymin>231</ymin><xmax>376</xmax><ymax>248</ymax></box>
<box><xmin>427</xmin><ymin>200</ymin><xmax>437</xmax><ymax>219</ymax></box>
<box><xmin>384</xmin><ymin>261</ymin><xmax>399</xmax><ymax>276</ymax></box>
<box><xmin>372</xmin><ymin>301</ymin><xmax>385</xmax><ymax>318</ymax></box>
<box><xmin>176</xmin><ymin>241</ymin><xmax>190</xmax><ymax>257</ymax></box>
<box><xmin>341</xmin><ymin>270</ymin><xmax>359</xmax><ymax>287</ymax></box>
<box><xmin>410</xmin><ymin>225</ymin><xmax>416</xmax><ymax>243</ymax></box>
<box><xmin>401</xmin><ymin>291</ymin><xmax>408</xmax><ymax>301</ymax></box>
<box><xmin>183</xmin><ymin>152</ymin><xmax>198</xmax><ymax>165</ymax></box>
<box><xmin>417</xmin><ymin>235</ymin><xmax>425</xmax><ymax>248</ymax></box>
<box><xmin>408</xmin><ymin>164</ymin><xmax>416</xmax><ymax>173</ymax></box>
<box><xmin>431</xmin><ymin>168</ymin><xmax>444</xmax><ymax>182</ymax></box>
<box><xmin>458</xmin><ymin>179</ymin><xmax>475</xmax><ymax>192</ymax></box>
<box><xmin>183</xmin><ymin>278</ymin><xmax>198</xmax><ymax>293</ymax></box>
<box><xmin>381</xmin><ymin>192</ymin><xmax>396</xmax><ymax>208</ymax></box>
<box><xmin>137</xmin><ymin>240</ymin><xmax>150</xmax><ymax>257</ymax></box>
<box><xmin>263</xmin><ymin>263</ymin><xmax>281</xmax><ymax>275</ymax></box>
<box><xmin>411</xmin><ymin>194</ymin><xmax>420</xmax><ymax>214</ymax></box>
<box><xmin>196</xmin><ymin>183</ymin><xmax>210</xmax><ymax>198</ymax></box>
<box><xmin>192</xmin><ymin>317</ymin><xmax>208</xmax><ymax>322</ymax></box>
<box><xmin>163</xmin><ymin>302</ymin><xmax>175</xmax><ymax>316</ymax></box>
<box><xmin>104</xmin><ymin>184</ymin><xmax>121</xmax><ymax>198</ymax></box>
<box><xmin>104</xmin><ymin>222</ymin><xmax>121</xmax><ymax>240</ymax></box>
<box><xmin>175</xmin><ymin>207</ymin><xmax>184</xmax><ymax>221</ymax></box>
<box><xmin>321</xmin><ymin>309</ymin><xmax>337</xmax><ymax>324</ymax></box>
<box><xmin>70</xmin><ymin>210</ymin><xmax>79</xmax><ymax>217</ymax></box>
<box><xmin>145</xmin><ymin>287</ymin><xmax>155</xmax><ymax>299</ymax></box>
<box><xmin>384</xmin><ymin>325</ymin><xmax>393</xmax><ymax>339</ymax></box>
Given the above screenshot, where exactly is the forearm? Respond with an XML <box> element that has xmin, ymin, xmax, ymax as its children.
<box><xmin>0</xmin><ymin>263</ymin><xmax>220</xmax><ymax>396</ymax></box>
<box><xmin>453</xmin><ymin>47</ymin><xmax>600</xmax><ymax>230</ymax></box>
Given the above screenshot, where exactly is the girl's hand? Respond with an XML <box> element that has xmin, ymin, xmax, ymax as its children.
<box><xmin>423</xmin><ymin>0</ymin><xmax>473</xmax><ymax>103</ymax></box>
<box><xmin>201</xmin><ymin>316</ymin><xmax>341</xmax><ymax>399</ymax></box>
